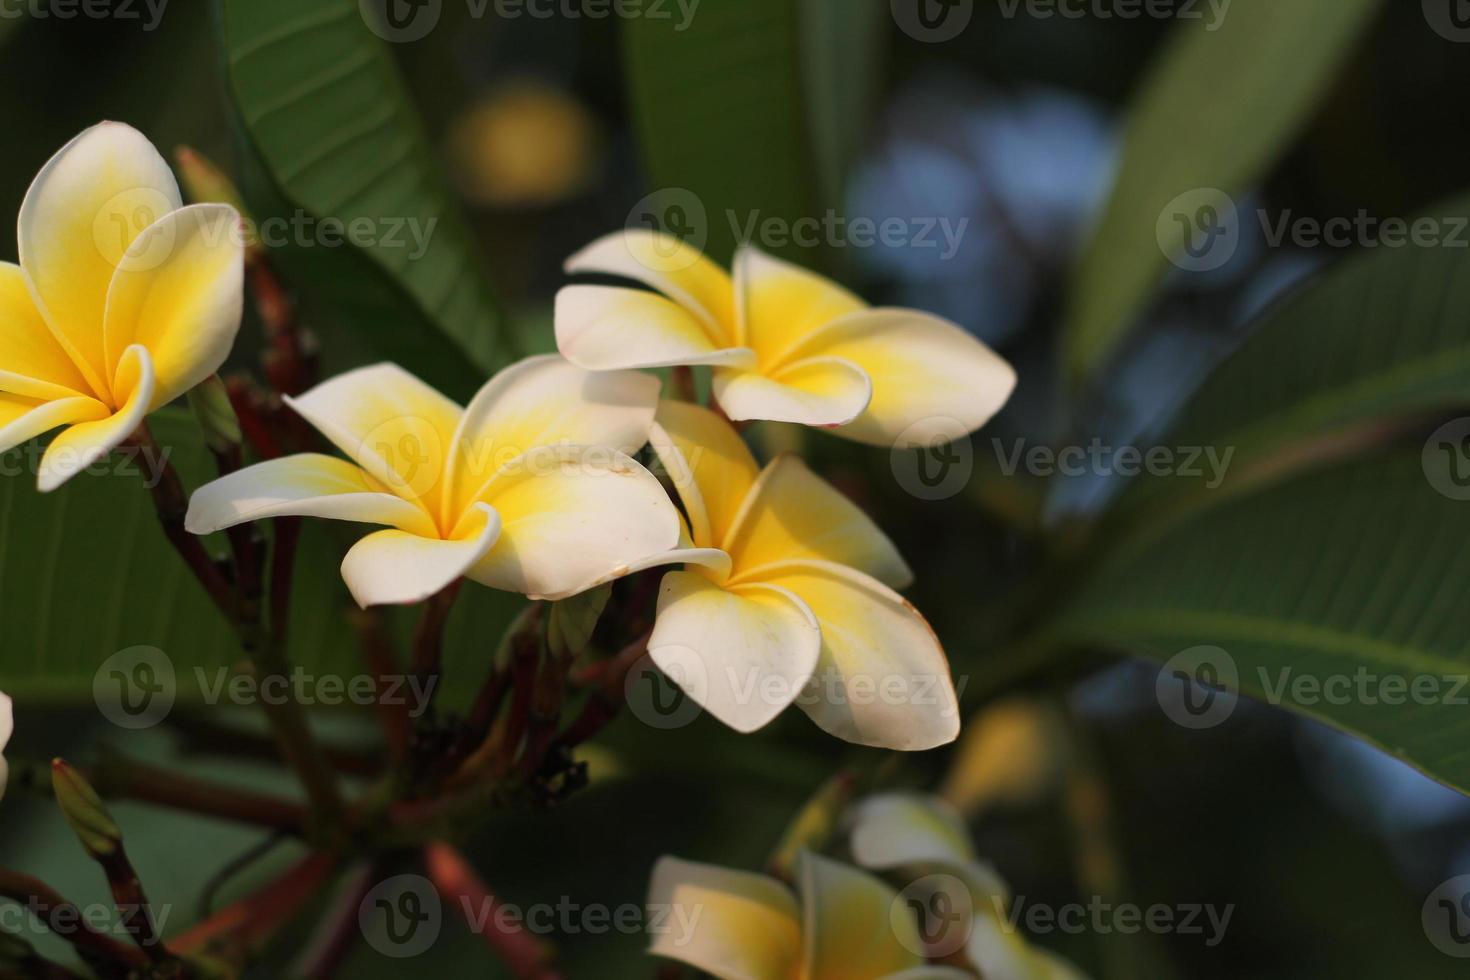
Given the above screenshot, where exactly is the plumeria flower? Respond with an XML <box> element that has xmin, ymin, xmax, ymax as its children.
<box><xmin>648</xmin><ymin>852</ymin><xmax>968</xmax><ymax>980</ymax></box>
<box><xmin>555</xmin><ymin>230</ymin><xmax>1016</xmax><ymax>445</ymax></box>
<box><xmin>186</xmin><ymin>356</ymin><xmax>680</xmax><ymax>608</ymax></box>
<box><xmin>640</xmin><ymin>399</ymin><xmax>959</xmax><ymax>750</ymax></box>
<box><xmin>1</xmin><ymin>122</ymin><xmax>244</xmax><ymax>491</ymax></box>
<box><xmin>0</xmin><ymin>692</ymin><xmax>11</xmax><ymax>801</ymax></box>
<box><xmin>849</xmin><ymin>793</ymin><xmax>1088</xmax><ymax>980</ymax></box>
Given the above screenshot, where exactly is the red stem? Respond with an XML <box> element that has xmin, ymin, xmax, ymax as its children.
<box><xmin>423</xmin><ymin>844</ymin><xmax>562</xmax><ymax>980</ymax></box>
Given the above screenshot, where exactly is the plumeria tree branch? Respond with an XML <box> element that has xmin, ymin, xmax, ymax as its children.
<box><xmin>424</xmin><ymin>843</ymin><xmax>563</xmax><ymax>980</ymax></box>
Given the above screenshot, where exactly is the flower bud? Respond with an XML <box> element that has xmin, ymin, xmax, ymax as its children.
<box><xmin>188</xmin><ymin>375</ymin><xmax>243</xmax><ymax>455</ymax></box>
<box><xmin>51</xmin><ymin>759</ymin><xmax>121</xmax><ymax>860</ymax></box>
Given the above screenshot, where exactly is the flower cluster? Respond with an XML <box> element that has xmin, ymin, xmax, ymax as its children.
<box><xmin>648</xmin><ymin>793</ymin><xmax>1085</xmax><ymax>979</ymax></box>
<box><xmin>2</xmin><ymin>123</ymin><xmax>1016</xmax><ymax>752</ymax></box>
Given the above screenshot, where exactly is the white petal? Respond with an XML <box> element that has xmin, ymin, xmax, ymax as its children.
<box><xmin>37</xmin><ymin>345</ymin><xmax>155</xmax><ymax>493</ymax></box>
<box><xmin>283</xmin><ymin>363</ymin><xmax>462</xmax><ymax>504</ymax></box>
<box><xmin>646</xmin><ymin>856</ymin><xmax>800</xmax><ymax>980</ymax></box>
<box><xmin>646</xmin><ymin>570</ymin><xmax>820</xmax><ymax>733</ymax></box>
<box><xmin>787</xmin><ymin>309</ymin><xmax>1017</xmax><ymax>448</ymax></box>
<box><xmin>446</xmin><ymin>353</ymin><xmax>661</xmax><ymax>515</ymax></box>
<box><xmin>849</xmin><ymin>793</ymin><xmax>1010</xmax><ymax>905</ymax></box>
<box><xmin>341</xmin><ymin>503</ymin><xmax>501</xmax><ymax>608</ymax></box>
<box><xmin>724</xmin><ymin>454</ymin><xmax>912</xmax><ymax>590</ymax></box>
<box><xmin>753</xmin><ymin>561</ymin><xmax>960</xmax><ymax>751</ymax></box>
<box><xmin>18</xmin><ymin>122</ymin><xmax>182</xmax><ymax>396</ymax></box>
<box><xmin>555</xmin><ymin>286</ymin><xmax>753</xmax><ymax>371</ymax></box>
<box><xmin>713</xmin><ymin>357</ymin><xmax>871</xmax><ymax>428</ymax></box>
<box><xmin>799</xmin><ymin>851</ymin><xmax>925</xmax><ymax>980</ymax></box>
<box><xmin>103</xmin><ymin>203</ymin><xmax>245</xmax><ymax>409</ymax></box>
<box><xmin>466</xmin><ymin>445</ymin><xmax>681</xmax><ymax>600</ymax></box>
<box><xmin>565</xmin><ymin>229</ymin><xmax>736</xmax><ymax>337</ymax></box>
<box><xmin>185</xmin><ymin>454</ymin><xmax>436</xmax><ymax>538</ymax></box>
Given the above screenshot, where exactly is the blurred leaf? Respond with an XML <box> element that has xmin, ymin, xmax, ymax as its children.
<box><xmin>547</xmin><ymin>584</ymin><xmax>612</xmax><ymax>661</ymax></box>
<box><xmin>1102</xmin><ymin>192</ymin><xmax>1470</xmax><ymax>533</ymax></box>
<box><xmin>1063</xmin><ymin>0</ymin><xmax>1383</xmax><ymax>387</ymax></box>
<box><xmin>625</xmin><ymin>0</ymin><xmax>876</xmax><ymax>263</ymax></box>
<box><xmin>0</xmin><ymin>411</ymin><xmax>516</xmax><ymax>706</ymax></box>
<box><xmin>1055</xmin><ymin>448</ymin><xmax>1470</xmax><ymax>794</ymax></box>
<box><xmin>217</xmin><ymin>0</ymin><xmax>505</xmax><ymax>389</ymax></box>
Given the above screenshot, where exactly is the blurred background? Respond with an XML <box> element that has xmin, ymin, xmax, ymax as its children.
<box><xmin>3</xmin><ymin>1</ymin><xmax>1470</xmax><ymax>977</ymax></box>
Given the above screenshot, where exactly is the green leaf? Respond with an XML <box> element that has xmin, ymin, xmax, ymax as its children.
<box><xmin>1054</xmin><ymin>447</ymin><xmax>1470</xmax><ymax>794</ymax></box>
<box><xmin>1063</xmin><ymin>0</ymin><xmax>1382</xmax><ymax>386</ymax></box>
<box><xmin>625</xmin><ymin>0</ymin><xmax>875</xmax><ymax>264</ymax></box>
<box><xmin>0</xmin><ymin>411</ymin><xmax>518</xmax><ymax>708</ymax></box>
<box><xmin>217</xmin><ymin>0</ymin><xmax>504</xmax><ymax>390</ymax></box>
<box><xmin>1103</xmin><ymin>191</ymin><xmax>1470</xmax><ymax>533</ymax></box>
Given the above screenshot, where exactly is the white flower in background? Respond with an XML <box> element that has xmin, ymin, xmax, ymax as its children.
<box><xmin>186</xmin><ymin>355</ymin><xmax>680</xmax><ymax>608</ymax></box>
<box><xmin>647</xmin><ymin>852</ymin><xmax>968</xmax><ymax>980</ymax></box>
<box><xmin>0</xmin><ymin>122</ymin><xmax>244</xmax><ymax>491</ymax></box>
<box><xmin>0</xmin><ymin>692</ymin><xmax>11</xmax><ymax>801</ymax></box>
<box><xmin>555</xmin><ymin>231</ymin><xmax>1015</xmax><ymax>445</ymax></box>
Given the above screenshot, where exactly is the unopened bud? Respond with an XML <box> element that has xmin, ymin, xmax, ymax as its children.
<box><xmin>768</xmin><ymin>771</ymin><xmax>856</xmax><ymax>880</ymax></box>
<box><xmin>51</xmin><ymin>759</ymin><xmax>121</xmax><ymax>860</ymax></box>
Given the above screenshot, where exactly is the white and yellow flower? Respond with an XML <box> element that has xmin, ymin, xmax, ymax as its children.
<box><xmin>1</xmin><ymin>122</ymin><xmax>245</xmax><ymax>491</ymax></box>
<box><xmin>555</xmin><ymin>231</ymin><xmax>1016</xmax><ymax>445</ymax></box>
<box><xmin>641</xmin><ymin>399</ymin><xmax>960</xmax><ymax>750</ymax></box>
<box><xmin>185</xmin><ymin>355</ymin><xmax>680</xmax><ymax>608</ymax></box>
<box><xmin>647</xmin><ymin>852</ymin><xmax>967</xmax><ymax>980</ymax></box>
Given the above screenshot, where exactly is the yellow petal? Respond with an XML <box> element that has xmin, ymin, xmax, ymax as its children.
<box><xmin>713</xmin><ymin>357</ymin><xmax>871</xmax><ymax>428</ymax></box>
<box><xmin>735</xmin><ymin>245</ymin><xmax>865</xmax><ymax>361</ymax></box>
<box><xmin>647</xmin><ymin>399</ymin><xmax>760</xmax><ymax>550</ymax></box>
<box><xmin>849</xmin><ymin>793</ymin><xmax>1010</xmax><ymax>905</ymax></box>
<box><xmin>103</xmin><ymin>203</ymin><xmax>244</xmax><ymax>409</ymax></box>
<box><xmin>446</xmin><ymin>354</ymin><xmax>660</xmax><ymax>517</ymax></box>
<box><xmin>798</xmin><ymin>851</ymin><xmax>925</xmax><ymax>980</ymax></box>
<box><xmin>754</xmin><ymin>562</ymin><xmax>960</xmax><ymax>751</ymax></box>
<box><xmin>0</xmin><ymin>262</ymin><xmax>94</xmax><ymax>400</ymax></box>
<box><xmin>0</xmin><ymin>392</ymin><xmax>107</xmax><ymax>457</ymax></box>
<box><xmin>784</xmin><ymin>309</ymin><xmax>1016</xmax><ymax>448</ymax></box>
<box><xmin>18</xmin><ymin>122</ymin><xmax>182</xmax><ymax>396</ymax></box>
<box><xmin>341</xmin><ymin>503</ymin><xmax>501</xmax><ymax>608</ymax></box>
<box><xmin>648</xmin><ymin>570</ymin><xmax>820</xmax><ymax>733</ymax></box>
<box><xmin>555</xmin><ymin>285</ymin><xmax>754</xmax><ymax>371</ymax></box>
<box><xmin>185</xmin><ymin>453</ymin><xmax>437</xmax><ymax>539</ymax></box>
<box><xmin>37</xmin><ymin>345</ymin><xmax>154</xmax><ymax>492</ymax></box>
<box><xmin>284</xmin><ymin>364</ymin><xmax>462</xmax><ymax>512</ymax></box>
<box><xmin>467</xmin><ymin>445</ymin><xmax>680</xmax><ymax>600</ymax></box>
<box><xmin>646</xmin><ymin>856</ymin><xmax>801</xmax><ymax>980</ymax></box>
<box><xmin>968</xmin><ymin>916</ymin><xmax>1085</xmax><ymax>980</ymax></box>
<box><xmin>724</xmin><ymin>455</ymin><xmax>911</xmax><ymax>589</ymax></box>
<box><xmin>565</xmin><ymin>229</ymin><xmax>736</xmax><ymax>339</ymax></box>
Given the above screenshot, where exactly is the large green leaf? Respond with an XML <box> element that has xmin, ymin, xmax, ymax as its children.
<box><xmin>624</xmin><ymin>0</ymin><xmax>877</xmax><ymax>264</ymax></box>
<box><xmin>1055</xmin><ymin>447</ymin><xmax>1470</xmax><ymax>793</ymax></box>
<box><xmin>1102</xmin><ymin>191</ymin><xmax>1470</xmax><ymax>533</ymax></box>
<box><xmin>217</xmin><ymin>0</ymin><xmax>504</xmax><ymax>391</ymax></box>
<box><xmin>1063</xmin><ymin>0</ymin><xmax>1383</xmax><ymax>386</ymax></box>
<box><xmin>0</xmin><ymin>412</ymin><xmax>519</xmax><ymax>706</ymax></box>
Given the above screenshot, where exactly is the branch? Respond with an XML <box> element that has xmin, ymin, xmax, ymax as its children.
<box><xmin>424</xmin><ymin>844</ymin><xmax>562</xmax><ymax>980</ymax></box>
